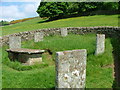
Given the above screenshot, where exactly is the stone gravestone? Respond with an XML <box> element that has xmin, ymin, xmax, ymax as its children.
<box><xmin>95</xmin><ymin>34</ymin><xmax>105</xmax><ymax>55</ymax></box>
<box><xmin>61</xmin><ymin>28</ymin><xmax>68</xmax><ymax>37</ymax></box>
<box><xmin>9</xmin><ymin>36</ymin><xmax>21</xmax><ymax>49</ymax></box>
<box><xmin>34</xmin><ymin>32</ymin><xmax>44</xmax><ymax>42</ymax></box>
<box><xmin>56</xmin><ymin>49</ymin><xmax>87</xmax><ymax>88</ymax></box>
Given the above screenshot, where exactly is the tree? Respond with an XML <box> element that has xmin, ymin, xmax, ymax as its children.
<box><xmin>0</xmin><ymin>20</ymin><xmax>10</xmax><ymax>26</ymax></box>
<box><xmin>101</xmin><ymin>2</ymin><xmax>118</xmax><ymax>10</ymax></box>
<box><xmin>37</xmin><ymin>2</ymin><xmax>68</xmax><ymax>20</ymax></box>
<box><xmin>37</xmin><ymin>2</ymin><xmax>118</xmax><ymax>20</ymax></box>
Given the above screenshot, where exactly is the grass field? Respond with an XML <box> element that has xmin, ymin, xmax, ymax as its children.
<box><xmin>1</xmin><ymin>15</ymin><xmax>118</xmax><ymax>36</ymax></box>
<box><xmin>2</xmin><ymin>34</ymin><xmax>116</xmax><ymax>88</ymax></box>
<box><xmin>1</xmin><ymin>14</ymin><xmax>120</xmax><ymax>88</ymax></box>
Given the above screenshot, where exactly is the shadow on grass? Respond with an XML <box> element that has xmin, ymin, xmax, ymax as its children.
<box><xmin>38</xmin><ymin>19</ymin><xmax>50</xmax><ymax>23</ymax></box>
<box><xmin>111</xmin><ymin>37</ymin><xmax>120</xmax><ymax>89</ymax></box>
<box><xmin>37</xmin><ymin>10</ymin><xmax>118</xmax><ymax>24</ymax></box>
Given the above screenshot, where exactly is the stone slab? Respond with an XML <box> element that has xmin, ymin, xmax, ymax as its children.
<box><xmin>6</xmin><ymin>48</ymin><xmax>45</xmax><ymax>65</ymax></box>
<box><xmin>6</xmin><ymin>48</ymin><xmax>45</xmax><ymax>54</ymax></box>
<box><xmin>56</xmin><ymin>49</ymin><xmax>87</xmax><ymax>88</ymax></box>
<box><xmin>95</xmin><ymin>34</ymin><xmax>105</xmax><ymax>55</ymax></box>
<box><xmin>18</xmin><ymin>53</ymin><xmax>42</xmax><ymax>65</ymax></box>
<box><xmin>34</xmin><ymin>32</ymin><xmax>44</xmax><ymax>42</ymax></box>
<box><xmin>9</xmin><ymin>36</ymin><xmax>21</xmax><ymax>49</ymax></box>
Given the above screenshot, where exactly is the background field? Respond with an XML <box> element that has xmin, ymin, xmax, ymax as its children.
<box><xmin>1</xmin><ymin>14</ymin><xmax>119</xmax><ymax>88</ymax></box>
<box><xmin>1</xmin><ymin>15</ymin><xmax>118</xmax><ymax>36</ymax></box>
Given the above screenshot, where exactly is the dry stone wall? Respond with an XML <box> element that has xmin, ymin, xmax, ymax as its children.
<box><xmin>0</xmin><ymin>26</ymin><xmax>120</xmax><ymax>47</ymax></box>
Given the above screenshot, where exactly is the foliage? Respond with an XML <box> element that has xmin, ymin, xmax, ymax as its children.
<box><xmin>0</xmin><ymin>20</ymin><xmax>10</xmax><ymax>26</ymax></box>
<box><xmin>37</xmin><ymin>2</ymin><xmax>68</xmax><ymax>20</ymax></box>
<box><xmin>101</xmin><ymin>2</ymin><xmax>119</xmax><ymax>10</ymax></box>
<box><xmin>37</xmin><ymin>2</ymin><xmax>118</xmax><ymax>19</ymax></box>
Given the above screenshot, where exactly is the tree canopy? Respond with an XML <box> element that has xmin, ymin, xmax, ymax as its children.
<box><xmin>0</xmin><ymin>20</ymin><xmax>10</xmax><ymax>26</ymax></box>
<box><xmin>37</xmin><ymin>2</ymin><xmax>118</xmax><ymax>20</ymax></box>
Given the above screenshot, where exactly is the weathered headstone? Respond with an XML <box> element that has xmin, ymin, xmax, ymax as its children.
<box><xmin>34</xmin><ymin>32</ymin><xmax>44</xmax><ymax>42</ymax></box>
<box><xmin>61</xmin><ymin>28</ymin><xmax>68</xmax><ymax>37</ymax></box>
<box><xmin>9</xmin><ymin>36</ymin><xmax>21</xmax><ymax>49</ymax></box>
<box><xmin>56</xmin><ymin>49</ymin><xmax>87</xmax><ymax>88</ymax></box>
<box><xmin>95</xmin><ymin>34</ymin><xmax>105</xmax><ymax>55</ymax></box>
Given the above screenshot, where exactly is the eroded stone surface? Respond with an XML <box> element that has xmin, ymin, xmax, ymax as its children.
<box><xmin>6</xmin><ymin>48</ymin><xmax>45</xmax><ymax>65</ymax></box>
<box><xmin>6</xmin><ymin>48</ymin><xmax>45</xmax><ymax>54</ymax></box>
<box><xmin>34</xmin><ymin>32</ymin><xmax>44</xmax><ymax>42</ymax></box>
<box><xmin>9</xmin><ymin>36</ymin><xmax>21</xmax><ymax>49</ymax></box>
<box><xmin>61</xmin><ymin>28</ymin><xmax>68</xmax><ymax>37</ymax></box>
<box><xmin>56</xmin><ymin>49</ymin><xmax>87</xmax><ymax>88</ymax></box>
<box><xmin>18</xmin><ymin>53</ymin><xmax>42</xmax><ymax>65</ymax></box>
<box><xmin>95</xmin><ymin>34</ymin><xmax>105</xmax><ymax>55</ymax></box>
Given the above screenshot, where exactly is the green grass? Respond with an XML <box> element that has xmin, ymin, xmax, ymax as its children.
<box><xmin>1</xmin><ymin>14</ymin><xmax>119</xmax><ymax>88</ymax></box>
<box><xmin>2</xmin><ymin>65</ymin><xmax>55</xmax><ymax>88</ymax></box>
<box><xmin>2</xmin><ymin>34</ymin><xmax>115</xmax><ymax>88</ymax></box>
<box><xmin>1</xmin><ymin>15</ymin><xmax>118</xmax><ymax>36</ymax></box>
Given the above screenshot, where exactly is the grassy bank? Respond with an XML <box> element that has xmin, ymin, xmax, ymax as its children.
<box><xmin>2</xmin><ymin>34</ymin><xmax>114</xmax><ymax>88</ymax></box>
<box><xmin>1</xmin><ymin>15</ymin><xmax>118</xmax><ymax>36</ymax></box>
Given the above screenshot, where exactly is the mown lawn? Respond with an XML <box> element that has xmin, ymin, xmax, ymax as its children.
<box><xmin>2</xmin><ymin>34</ymin><xmax>115</xmax><ymax>88</ymax></box>
<box><xmin>1</xmin><ymin>15</ymin><xmax>118</xmax><ymax>36</ymax></box>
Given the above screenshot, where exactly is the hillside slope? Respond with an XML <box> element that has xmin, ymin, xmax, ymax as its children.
<box><xmin>1</xmin><ymin>15</ymin><xmax>118</xmax><ymax>36</ymax></box>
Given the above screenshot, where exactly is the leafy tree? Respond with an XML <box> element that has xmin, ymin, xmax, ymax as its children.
<box><xmin>0</xmin><ymin>20</ymin><xmax>10</xmax><ymax>26</ymax></box>
<box><xmin>37</xmin><ymin>2</ymin><xmax>118</xmax><ymax>20</ymax></box>
<box><xmin>37</xmin><ymin>2</ymin><xmax>68</xmax><ymax>20</ymax></box>
<box><xmin>101</xmin><ymin>2</ymin><xmax>118</xmax><ymax>10</ymax></box>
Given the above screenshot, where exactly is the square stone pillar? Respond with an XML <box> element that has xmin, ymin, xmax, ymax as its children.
<box><xmin>56</xmin><ymin>49</ymin><xmax>87</xmax><ymax>88</ymax></box>
<box><xmin>9</xmin><ymin>36</ymin><xmax>21</xmax><ymax>49</ymax></box>
<box><xmin>95</xmin><ymin>34</ymin><xmax>105</xmax><ymax>55</ymax></box>
<box><xmin>61</xmin><ymin>28</ymin><xmax>68</xmax><ymax>37</ymax></box>
<box><xmin>34</xmin><ymin>32</ymin><xmax>44</xmax><ymax>42</ymax></box>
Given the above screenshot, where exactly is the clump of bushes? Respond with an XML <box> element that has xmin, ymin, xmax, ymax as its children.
<box><xmin>10</xmin><ymin>17</ymin><xmax>36</xmax><ymax>24</ymax></box>
<box><xmin>0</xmin><ymin>20</ymin><xmax>10</xmax><ymax>26</ymax></box>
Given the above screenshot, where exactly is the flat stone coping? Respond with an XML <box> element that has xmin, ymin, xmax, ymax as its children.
<box><xmin>6</xmin><ymin>48</ymin><xmax>45</xmax><ymax>54</ymax></box>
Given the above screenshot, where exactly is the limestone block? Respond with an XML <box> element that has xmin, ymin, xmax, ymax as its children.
<box><xmin>18</xmin><ymin>53</ymin><xmax>42</xmax><ymax>65</ymax></box>
<box><xmin>56</xmin><ymin>49</ymin><xmax>87</xmax><ymax>88</ymax></box>
<box><xmin>6</xmin><ymin>48</ymin><xmax>45</xmax><ymax>65</ymax></box>
<box><xmin>95</xmin><ymin>34</ymin><xmax>105</xmax><ymax>55</ymax></box>
<box><xmin>61</xmin><ymin>28</ymin><xmax>68</xmax><ymax>37</ymax></box>
<box><xmin>34</xmin><ymin>32</ymin><xmax>44</xmax><ymax>42</ymax></box>
<box><xmin>9</xmin><ymin>36</ymin><xmax>21</xmax><ymax>49</ymax></box>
